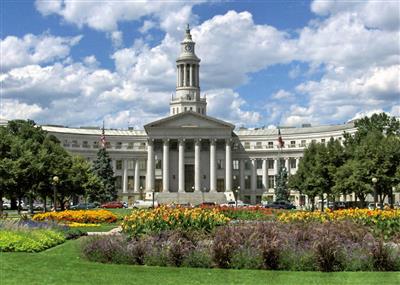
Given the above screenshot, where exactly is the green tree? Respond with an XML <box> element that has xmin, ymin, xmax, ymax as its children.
<box><xmin>91</xmin><ymin>148</ymin><xmax>116</xmax><ymax>203</ymax></box>
<box><xmin>275</xmin><ymin>163</ymin><xmax>289</xmax><ymax>201</ymax></box>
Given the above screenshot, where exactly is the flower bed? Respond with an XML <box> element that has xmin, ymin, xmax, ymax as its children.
<box><xmin>32</xmin><ymin>210</ymin><xmax>117</xmax><ymax>224</ymax></box>
<box><xmin>0</xmin><ymin>229</ymin><xmax>65</xmax><ymax>252</ymax></box>
<box><xmin>216</xmin><ymin>206</ymin><xmax>276</xmax><ymax>220</ymax></box>
<box><xmin>278</xmin><ymin>209</ymin><xmax>400</xmax><ymax>238</ymax></box>
<box><xmin>121</xmin><ymin>205</ymin><xmax>229</xmax><ymax>237</ymax></box>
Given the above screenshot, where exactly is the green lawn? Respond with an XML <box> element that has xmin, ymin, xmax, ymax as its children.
<box><xmin>1</xmin><ymin>239</ymin><xmax>399</xmax><ymax>285</ymax></box>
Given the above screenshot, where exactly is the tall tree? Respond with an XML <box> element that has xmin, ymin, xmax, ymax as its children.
<box><xmin>91</xmin><ymin>148</ymin><xmax>116</xmax><ymax>203</ymax></box>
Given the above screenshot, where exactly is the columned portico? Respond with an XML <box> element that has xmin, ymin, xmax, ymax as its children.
<box><xmin>178</xmin><ymin>139</ymin><xmax>185</xmax><ymax>192</ymax></box>
<box><xmin>251</xmin><ymin>159</ymin><xmax>257</xmax><ymax>191</ymax></box>
<box><xmin>163</xmin><ymin>139</ymin><xmax>169</xmax><ymax>192</ymax></box>
<box><xmin>122</xmin><ymin>160</ymin><xmax>128</xmax><ymax>193</ymax></box>
<box><xmin>194</xmin><ymin>139</ymin><xmax>201</xmax><ymax>192</ymax></box>
<box><xmin>225</xmin><ymin>139</ymin><xmax>232</xmax><ymax>191</ymax></box>
<box><xmin>210</xmin><ymin>139</ymin><xmax>217</xmax><ymax>192</ymax></box>
<box><xmin>146</xmin><ymin>139</ymin><xmax>154</xmax><ymax>192</ymax></box>
<box><xmin>134</xmin><ymin>159</ymin><xmax>139</xmax><ymax>192</ymax></box>
<box><xmin>262</xmin><ymin>159</ymin><xmax>268</xmax><ymax>191</ymax></box>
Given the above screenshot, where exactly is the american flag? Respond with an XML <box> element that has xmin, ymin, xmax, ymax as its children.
<box><xmin>100</xmin><ymin>121</ymin><xmax>106</xmax><ymax>148</ymax></box>
<box><xmin>277</xmin><ymin>128</ymin><xmax>284</xmax><ymax>148</ymax></box>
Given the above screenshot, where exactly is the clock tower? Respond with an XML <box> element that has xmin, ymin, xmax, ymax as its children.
<box><xmin>170</xmin><ymin>25</ymin><xmax>207</xmax><ymax>115</ymax></box>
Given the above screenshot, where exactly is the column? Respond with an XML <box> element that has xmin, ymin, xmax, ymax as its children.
<box><xmin>239</xmin><ymin>160</ymin><xmax>245</xmax><ymax>192</ymax></box>
<box><xmin>285</xmin><ymin>158</ymin><xmax>289</xmax><ymax>171</ymax></box>
<box><xmin>178</xmin><ymin>139</ymin><xmax>185</xmax><ymax>192</ymax></box>
<box><xmin>176</xmin><ymin>65</ymin><xmax>179</xmax><ymax>87</ymax></box>
<box><xmin>189</xmin><ymin>64</ymin><xmax>193</xmax><ymax>86</ymax></box>
<box><xmin>163</xmin><ymin>139</ymin><xmax>169</xmax><ymax>192</ymax></box>
<box><xmin>122</xmin><ymin>160</ymin><xmax>128</xmax><ymax>193</ymax></box>
<box><xmin>196</xmin><ymin>65</ymin><xmax>199</xmax><ymax>88</ymax></box>
<box><xmin>194</xmin><ymin>139</ymin><xmax>201</xmax><ymax>192</ymax></box>
<box><xmin>274</xmin><ymin>158</ymin><xmax>278</xmax><ymax>174</ymax></box>
<box><xmin>183</xmin><ymin>64</ymin><xmax>187</xmax><ymax>87</ymax></box>
<box><xmin>251</xmin><ymin>159</ymin><xmax>257</xmax><ymax>192</ymax></box>
<box><xmin>210</xmin><ymin>139</ymin><xmax>216</xmax><ymax>192</ymax></box>
<box><xmin>193</xmin><ymin>65</ymin><xmax>196</xmax><ymax>87</ymax></box>
<box><xmin>262</xmin><ymin>159</ymin><xmax>268</xmax><ymax>191</ymax></box>
<box><xmin>112</xmin><ymin>160</ymin><xmax>116</xmax><ymax>172</ymax></box>
<box><xmin>146</xmin><ymin>139</ymin><xmax>154</xmax><ymax>192</ymax></box>
<box><xmin>134</xmin><ymin>159</ymin><xmax>139</xmax><ymax>192</ymax></box>
<box><xmin>225</xmin><ymin>139</ymin><xmax>232</xmax><ymax>192</ymax></box>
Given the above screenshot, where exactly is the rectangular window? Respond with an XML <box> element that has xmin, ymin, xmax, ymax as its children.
<box><xmin>93</xmin><ymin>141</ymin><xmax>99</xmax><ymax>149</ymax></box>
<box><xmin>268</xmin><ymin>142</ymin><xmax>274</xmax><ymax>149</ymax></box>
<box><xmin>116</xmin><ymin>142</ymin><xmax>122</xmax><ymax>149</ymax></box>
<box><xmin>245</xmin><ymin>175</ymin><xmax>251</xmax><ymax>189</ymax></box>
<box><xmin>63</xmin><ymin>140</ymin><xmax>69</xmax><ymax>147</ymax></box>
<box><xmin>155</xmin><ymin>159</ymin><xmax>162</xmax><ymax>169</ymax></box>
<box><xmin>321</xmin><ymin>139</ymin><xmax>326</xmax><ymax>143</ymax></box>
<box><xmin>300</xmin><ymin>140</ymin><xmax>306</xmax><ymax>147</ymax></box>
<box><xmin>268</xmin><ymin>160</ymin><xmax>274</xmax><ymax>169</ymax></box>
<box><xmin>311</xmin><ymin>139</ymin><xmax>317</xmax><ymax>144</ymax></box>
<box><xmin>244</xmin><ymin>142</ymin><xmax>250</xmax><ymax>149</ymax></box>
<box><xmin>289</xmin><ymin>141</ymin><xmax>296</xmax><ymax>148</ymax></box>
<box><xmin>217</xmin><ymin>159</ymin><xmax>224</xmax><ymax>170</ymax></box>
<box><xmin>290</xmin><ymin>158</ymin><xmax>297</xmax><ymax>169</ymax></box>
<box><xmin>115</xmin><ymin>176</ymin><xmax>122</xmax><ymax>189</ymax></box>
<box><xmin>257</xmin><ymin>175</ymin><xmax>263</xmax><ymax>189</ymax></box>
<box><xmin>138</xmin><ymin>142</ymin><xmax>146</xmax><ymax>150</ymax></box>
<box><xmin>233</xmin><ymin>160</ymin><xmax>239</xmax><ymax>170</ymax></box>
<box><xmin>216</xmin><ymin>141</ymin><xmax>224</xmax><ymax>151</ymax></box>
<box><xmin>139</xmin><ymin>160</ymin><xmax>146</xmax><ymax>170</ymax></box>
<box><xmin>127</xmin><ymin>142</ymin><xmax>134</xmax><ymax>149</ymax></box>
<box><xmin>72</xmin><ymin>140</ymin><xmax>79</xmax><ymax>147</ymax></box>
<box><xmin>139</xmin><ymin>176</ymin><xmax>146</xmax><ymax>188</ymax></box>
<box><xmin>170</xmin><ymin>141</ymin><xmax>178</xmax><ymax>151</ymax></box>
<box><xmin>128</xmin><ymin>160</ymin><xmax>134</xmax><ymax>170</ymax></box>
<box><xmin>201</xmin><ymin>141</ymin><xmax>209</xmax><ymax>151</ymax></box>
<box><xmin>82</xmin><ymin>141</ymin><xmax>89</xmax><ymax>148</ymax></box>
<box><xmin>256</xmin><ymin>160</ymin><xmax>262</xmax><ymax>169</ymax></box>
<box><xmin>217</xmin><ymin>179</ymin><xmax>225</xmax><ymax>192</ymax></box>
<box><xmin>116</xmin><ymin>160</ymin><xmax>122</xmax><ymax>170</ymax></box>
<box><xmin>244</xmin><ymin>160</ymin><xmax>251</xmax><ymax>170</ymax></box>
<box><xmin>268</xmin><ymin>175</ymin><xmax>275</xmax><ymax>189</ymax></box>
<box><xmin>105</xmin><ymin>142</ymin><xmax>111</xmax><ymax>149</ymax></box>
<box><xmin>128</xmin><ymin>176</ymin><xmax>134</xmax><ymax>190</ymax></box>
<box><xmin>255</xmin><ymin>142</ymin><xmax>262</xmax><ymax>149</ymax></box>
<box><xmin>185</xmin><ymin>141</ymin><xmax>193</xmax><ymax>152</ymax></box>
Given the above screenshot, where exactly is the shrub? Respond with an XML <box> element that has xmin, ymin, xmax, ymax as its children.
<box><xmin>182</xmin><ymin>248</ymin><xmax>213</xmax><ymax>268</ymax></box>
<box><xmin>212</xmin><ymin>226</ymin><xmax>242</xmax><ymax>268</ymax></box>
<box><xmin>230</xmin><ymin>248</ymin><xmax>262</xmax><ymax>269</ymax></box>
<box><xmin>369</xmin><ymin>242</ymin><xmax>397</xmax><ymax>271</ymax></box>
<box><xmin>166</xmin><ymin>231</ymin><xmax>195</xmax><ymax>267</ymax></box>
<box><xmin>81</xmin><ymin>236</ymin><xmax>131</xmax><ymax>264</ymax></box>
<box><xmin>33</xmin><ymin>210</ymin><xmax>117</xmax><ymax>224</ymax></box>
<box><xmin>313</xmin><ymin>235</ymin><xmax>345</xmax><ymax>272</ymax></box>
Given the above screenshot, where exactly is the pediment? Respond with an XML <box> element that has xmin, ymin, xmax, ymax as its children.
<box><xmin>144</xmin><ymin>112</ymin><xmax>234</xmax><ymax>137</ymax></box>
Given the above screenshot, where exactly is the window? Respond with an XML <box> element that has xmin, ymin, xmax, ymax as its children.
<box><xmin>290</xmin><ymin>158</ymin><xmax>297</xmax><ymax>169</ymax></box>
<box><xmin>289</xmin><ymin>141</ymin><xmax>296</xmax><ymax>148</ymax></box>
<box><xmin>93</xmin><ymin>141</ymin><xmax>99</xmax><ymax>149</ymax></box>
<box><xmin>63</xmin><ymin>140</ymin><xmax>69</xmax><ymax>147</ymax></box>
<box><xmin>185</xmin><ymin>141</ymin><xmax>193</xmax><ymax>152</ymax></box>
<box><xmin>268</xmin><ymin>160</ymin><xmax>274</xmax><ymax>169</ymax></box>
<box><xmin>268</xmin><ymin>142</ymin><xmax>274</xmax><ymax>149</ymax></box>
<box><xmin>321</xmin><ymin>139</ymin><xmax>326</xmax><ymax>143</ymax></box>
<box><xmin>139</xmin><ymin>160</ymin><xmax>146</xmax><ymax>170</ymax></box>
<box><xmin>217</xmin><ymin>159</ymin><xmax>224</xmax><ymax>169</ymax></box>
<box><xmin>311</xmin><ymin>139</ymin><xmax>317</xmax><ymax>144</ymax></box>
<box><xmin>128</xmin><ymin>160</ymin><xmax>134</xmax><ymax>169</ymax></box>
<box><xmin>217</xmin><ymin>179</ymin><xmax>225</xmax><ymax>192</ymax></box>
<box><xmin>190</xmin><ymin>107</ymin><xmax>192</xmax><ymax>111</ymax></box>
<box><xmin>201</xmin><ymin>141</ymin><xmax>209</xmax><ymax>151</ymax></box>
<box><xmin>216</xmin><ymin>141</ymin><xmax>224</xmax><ymax>151</ymax></box>
<box><xmin>115</xmin><ymin>176</ymin><xmax>122</xmax><ymax>189</ymax></box>
<box><xmin>128</xmin><ymin>176</ymin><xmax>134</xmax><ymax>190</ymax></box>
<box><xmin>256</xmin><ymin>160</ymin><xmax>262</xmax><ymax>169</ymax></box>
<box><xmin>105</xmin><ymin>142</ymin><xmax>111</xmax><ymax>149</ymax></box>
<box><xmin>268</xmin><ymin>175</ymin><xmax>275</xmax><ymax>189</ymax></box>
<box><xmin>170</xmin><ymin>141</ymin><xmax>178</xmax><ymax>151</ymax></box>
<box><xmin>139</xmin><ymin>176</ymin><xmax>146</xmax><ymax>188</ymax></box>
<box><xmin>257</xmin><ymin>175</ymin><xmax>263</xmax><ymax>189</ymax></box>
<box><xmin>244</xmin><ymin>142</ymin><xmax>250</xmax><ymax>149</ymax></box>
<box><xmin>184</xmin><ymin>107</ymin><xmax>187</xmax><ymax>111</ymax></box>
<box><xmin>232</xmin><ymin>142</ymin><xmax>239</xmax><ymax>150</ymax></box>
<box><xmin>233</xmin><ymin>160</ymin><xmax>239</xmax><ymax>170</ymax></box>
<box><xmin>116</xmin><ymin>160</ymin><xmax>123</xmax><ymax>170</ymax></box>
<box><xmin>82</xmin><ymin>141</ymin><xmax>89</xmax><ymax>148</ymax></box>
<box><xmin>300</xmin><ymin>140</ymin><xmax>306</xmax><ymax>147</ymax></box>
<box><xmin>256</xmin><ymin>196</ymin><xmax>262</xmax><ymax>204</ymax></box>
<box><xmin>72</xmin><ymin>140</ymin><xmax>79</xmax><ymax>147</ymax></box>
<box><xmin>255</xmin><ymin>142</ymin><xmax>262</xmax><ymax>149</ymax></box>
<box><xmin>155</xmin><ymin>159</ymin><xmax>162</xmax><ymax>169</ymax></box>
<box><xmin>244</xmin><ymin>160</ymin><xmax>251</xmax><ymax>170</ymax></box>
<box><xmin>127</xmin><ymin>142</ymin><xmax>134</xmax><ymax>149</ymax></box>
<box><xmin>116</xmin><ymin>142</ymin><xmax>122</xmax><ymax>149</ymax></box>
<box><xmin>244</xmin><ymin>175</ymin><xmax>251</xmax><ymax>189</ymax></box>
<box><xmin>139</xmin><ymin>142</ymin><xmax>146</xmax><ymax>150</ymax></box>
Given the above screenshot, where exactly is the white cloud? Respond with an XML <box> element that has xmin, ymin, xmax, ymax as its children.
<box><xmin>1</xmin><ymin>99</ymin><xmax>43</xmax><ymax>120</ymax></box>
<box><xmin>110</xmin><ymin>31</ymin><xmax>123</xmax><ymax>48</ymax></box>
<box><xmin>0</xmin><ymin>33</ymin><xmax>82</xmax><ymax>70</ymax></box>
<box><xmin>272</xmin><ymin>89</ymin><xmax>293</xmax><ymax>100</ymax></box>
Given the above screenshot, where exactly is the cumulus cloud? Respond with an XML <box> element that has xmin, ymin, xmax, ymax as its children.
<box><xmin>0</xmin><ymin>99</ymin><xmax>43</xmax><ymax>120</ymax></box>
<box><xmin>272</xmin><ymin>89</ymin><xmax>293</xmax><ymax>100</ymax></box>
<box><xmin>0</xmin><ymin>33</ymin><xmax>82</xmax><ymax>70</ymax></box>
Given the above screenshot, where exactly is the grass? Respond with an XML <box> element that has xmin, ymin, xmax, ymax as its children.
<box><xmin>72</xmin><ymin>223</ymin><xmax>119</xmax><ymax>233</ymax></box>
<box><xmin>1</xmin><ymin>238</ymin><xmax>399</xmax><ymax>285</ymax></box>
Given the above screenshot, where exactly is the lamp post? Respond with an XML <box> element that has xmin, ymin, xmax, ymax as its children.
<box><xmin>235</xmin><ymin>186</ymin><xmax>240</xmax><ymax>208</ymax></box>
<box><xmin>372</xmin><ymin>177</ymin><xmax>378</xmax><ymax>208</ymax></box>
<box><xmin>52</xmin><ymin>176</ymin><xmax>59</xmax><ymax>212</ymax></box>
<box><xmin>152</xmin><ymin>188</ymin><xmax>155</xmax><ymax>208</ymax></box>
<box><xmin>140</xmin><ymin>186</ymin><xmax>143</xmax><ymax>200</ymax></box>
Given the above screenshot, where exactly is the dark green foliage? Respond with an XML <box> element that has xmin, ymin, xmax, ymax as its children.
<box><xmin>90</xmin><ymin>148</ymin><xmax>116</xmax><ymax>203</ymax></box>
<box><xmin>275</xmin><ymin>164</ymin><xmax>289</xmax><ymax>202</ymax></box>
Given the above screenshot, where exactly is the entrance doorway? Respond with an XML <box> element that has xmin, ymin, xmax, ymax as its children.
<box><xmin>185</xmin><ymin>164</ymin><xmax>194</xmax><ymax>192</ymax></box>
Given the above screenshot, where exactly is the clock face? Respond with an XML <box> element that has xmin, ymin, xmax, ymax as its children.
<box><xmin>185</xmin><ymin>44</ymin><xmax>192</xmax><ymax>52</ymax></box>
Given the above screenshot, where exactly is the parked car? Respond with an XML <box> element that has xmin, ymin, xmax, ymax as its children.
<box><xmin>264</xmin><ymin>201</ymin><xmax>296</xmax><ymax>210</ymax></box>
<box><xmin>198</xmin><ymin>202</ymin><xmax>216</xmax><ymax>207</ymax></box>
<box><xmin>100</xmin><ymin>201</ymin><xmax>124</xmax><ymax>209</ymax></box>
<box><xmin>368</xmin><ymin>203</ymin><xmax>383</xmax><ymax>210</ymax></box>
<box><xmin>220</xmin><ymin>200</ymin><xmax>247</xmax><ymax>207</ymax></box>
<box><xmin>132</xmin><ymin>200</ymin><xmax>158</xmax><ymax>209</ymax></box>
<box><xmin>70</xmin><ymin>203</ymin><xmax>96</xmax><ymax>210</ymax></box>
<box><xmin>2</xmin><ymin>202</ymin><xmax>11</xmax><ymax>210</ymax></box>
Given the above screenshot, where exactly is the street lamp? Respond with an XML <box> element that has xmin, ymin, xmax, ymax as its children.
<box><xmin>235</xmin><ymin>186</ymin><xmax>240</xmax><ymax>208</ymax></box>
<box><xmin>372</xmin><ymin>177</ymin><xmax>378</xmax><ymax>208</ymax></box>
<box><xmin>152</xmin><ymin>188</ymin><xmax>155</xmax><ymax>208</ymax></box>
<box><xmin>140</xmin><ymin>186</ymin><xmax>143</xmax><ymax>200</ymax></box>
<box><xmin>52</xmin><ymin>176</ymin><xmax>59</xmax><ymax>212</ymax></box>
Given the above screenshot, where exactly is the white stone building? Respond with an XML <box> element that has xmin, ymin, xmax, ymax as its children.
<box><xmin>42</xmin><ymin>26</ymin><xmax>360</xmax><ymax>206</ymax></box>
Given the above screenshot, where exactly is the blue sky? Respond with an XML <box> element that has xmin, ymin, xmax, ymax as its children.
<box><xmin>1</xmin><ymin>0</ymin><xmax>399</xmax><ymax>129</ymax></box>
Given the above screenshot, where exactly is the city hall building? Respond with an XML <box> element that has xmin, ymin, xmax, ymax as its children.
<box><xmin>41</xmin><ymin>27</ymin><xmax>358</xmax><ymax>206</ymax></box>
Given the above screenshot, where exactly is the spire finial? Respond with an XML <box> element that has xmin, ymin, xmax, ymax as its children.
<box><xmin>186</xmin><ymin>24</ymin><xmax>190</xmax><ymax>32</ymax></box>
